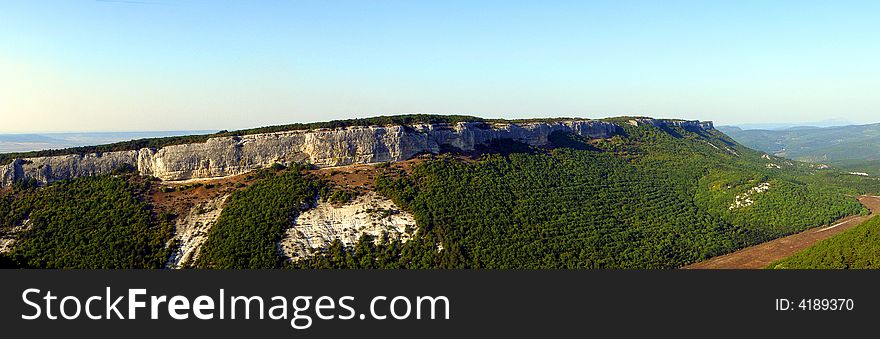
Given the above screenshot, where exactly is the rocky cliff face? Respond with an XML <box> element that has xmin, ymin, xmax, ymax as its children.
<box><xmin>0</xmin><ymin>119</ymin><xmax>712</xmax><ymax>186</ymax></box>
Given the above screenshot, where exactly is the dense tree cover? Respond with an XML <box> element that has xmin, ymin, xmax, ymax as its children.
<box><xmin>770</xmin><ymin>216</ymin><xmax>880</xmax><ymax>269</ymax></box>
<box><xmin>695</xmin><ymin>171</ymin><xmax>865</xmax><ymax>237</ymax></box>
<box><xmin>195</xmin><ymin>166</ymin><xmax>324</xmax><ymax>269</ymax></box>
<box><xmin>295</xmin><ymin>125</ymin><xmax>871</xmax><ymax>269</ymax></box>
<box><xmin>0</xmin><ymin>115</ymin><xmax>492</xmax><ymax>165</ymax></box>
<box><xmin>0</xmin><ymin>175</ymin><xmax>172</xmax><ymax>268</ymax></box>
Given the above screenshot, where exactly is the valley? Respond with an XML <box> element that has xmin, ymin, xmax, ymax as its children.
<box><xmin>719</xmin><ymin>123</ymin><xmax>880</xmax><ymax>176</ymax></box>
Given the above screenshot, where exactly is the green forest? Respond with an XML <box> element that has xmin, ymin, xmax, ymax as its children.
<box><xmin>770</xmin><ymin>216</ymin><xmax>880</xmax><ymax>269</ymax></box>
<box><xmin>0</xmin><ymin>175</ymin><xmax>172</xmax><ymax>268</ymax></box>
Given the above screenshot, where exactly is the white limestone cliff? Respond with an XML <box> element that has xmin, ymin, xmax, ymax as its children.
<box><xmin>0</xmin><ymin>119</ymin><xmax>712</xmax><ymax>186</ymax></box>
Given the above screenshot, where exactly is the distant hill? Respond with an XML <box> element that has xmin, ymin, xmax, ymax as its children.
<box><xmin>729</xmin><ymin>118</ymin><xmax>853</xmax><ymax>131</ymax></box>
<box><xmin>0</xmin><ymin>134</ymin><xmax>73</xmax><ymax>153</ymax></box>
<box><xmin>718</xmin><ymin>123</ymin><xmax>880</xmax><ymax>175</ymax></box>
<box><xmin>0</xmin><ymin>131</ymin><xmax>217</xmax><ymax>153</ymax></box>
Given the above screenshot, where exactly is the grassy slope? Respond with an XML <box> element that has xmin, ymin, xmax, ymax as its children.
<box><xmin>770</xmin><ymin>216</ymin><xmax>880</xmax><ymax>269</ymax></box>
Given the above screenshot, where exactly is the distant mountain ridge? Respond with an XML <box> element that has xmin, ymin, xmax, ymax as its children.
<box><xmin>0</xmin><ymin>131</ymin><xmax>216</xmax><ymax>153</ymax></box>
<box><xmin>718</xmin><ymin>122</ymin><xmax>880</xmax><ymax>175</ymax></box>
<box><xmin>726</xmin><ymin>118</ymin><xmax>854</xmax><ymax>131</ymax></box>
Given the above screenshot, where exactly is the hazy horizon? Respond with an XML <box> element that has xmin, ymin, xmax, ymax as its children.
<box><xmin>0</xmin><ymin>114</ymin><xmax>875</xmax><ymax>135</ymax></box>
<box><xmin>0</xmin><ymin>115</ymin><xmax>871</xmax><ymax>136</ymax></box>
<box><xmin>2</xmin><ymin>1</ymin><xmax>879</xmax><ymax>132</ymax></box>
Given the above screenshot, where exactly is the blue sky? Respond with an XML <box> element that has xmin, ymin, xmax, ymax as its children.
<box><xmin>1</xmin><ymin>0</ymin><xmax>878</xmax><ymax>132</ymax></box>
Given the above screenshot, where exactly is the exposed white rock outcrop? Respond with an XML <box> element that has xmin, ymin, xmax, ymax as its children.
<box><xmin>165</xmin><ymin>194</ymin><xmax>229</xmax><ymax>268</ymax></box>
<box><xmin>729</xmin><ymin>182</ymin><xmax>771</xmax><ymax>210</ymax></box>
<box><xmin>279</xmin><ymin>192</ymin><xmax>416</xmax><ymax>261</ymax></box>
<box><xmin>0</xmin><ymin>218</ymin><xmax>31</xmax><ymax>254</ymax></box>
<box><xmin>0</xmin><ymin>239</ymin><xmax>12</xmax><ymax>254</ymax></box>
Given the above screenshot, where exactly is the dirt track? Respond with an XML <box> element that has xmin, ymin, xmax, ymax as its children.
<box><xmin>684</xmin><ymin>195</ymin><xmax>880</xmax><ymax>269</ymax></box>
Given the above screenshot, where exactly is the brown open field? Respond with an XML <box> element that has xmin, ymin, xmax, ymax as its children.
<box><xmin>148</xmin><ymin>172</ymin><xmax>255</xmax><ymax>218</ymax></box>
<box><xmin>684</xmin><ymin>195</ymin><xmax>880</xmax><ymax>269</ymax></box>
